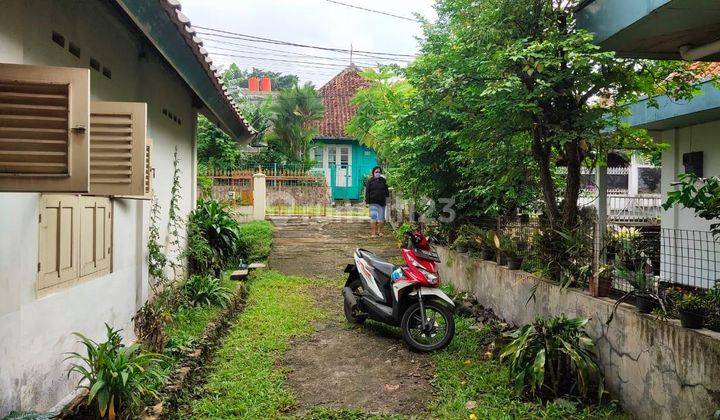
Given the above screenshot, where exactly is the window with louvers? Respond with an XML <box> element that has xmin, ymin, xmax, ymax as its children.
<box><xmin>89</xmin><ymin>101</ymin><xmax>146</xmax><ymax>196</ymax></box>
<box><xmin>0</xmin><ymin>63</ymin><xmax>89</xmax><ymax>192</ymax></box>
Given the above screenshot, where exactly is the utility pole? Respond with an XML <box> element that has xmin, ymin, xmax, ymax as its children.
<box><xmin>350</xmin><ymin>43</ymin><xmax>354</xmax><ymax>64</ymax></box>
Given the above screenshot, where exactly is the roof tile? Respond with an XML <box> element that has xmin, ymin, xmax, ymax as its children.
<box><xmin>313</xmin><ymin>65</ymin><xmax>370</xmax><ymax>139</ymax></box>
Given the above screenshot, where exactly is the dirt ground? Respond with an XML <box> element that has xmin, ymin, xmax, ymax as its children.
<box><xmin>269</xmin><ymin>218</ymin><xmax>435</xmax><ymax>416</ymax></box>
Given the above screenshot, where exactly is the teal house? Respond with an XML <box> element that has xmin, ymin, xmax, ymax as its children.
<box><xmin>311</xmin><ymin>65</ymin><xmax>378</xmax><ymax>201</ymax></box>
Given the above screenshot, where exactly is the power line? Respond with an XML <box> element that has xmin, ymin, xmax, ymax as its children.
<box><xmin>324</xmin><ymin>0</ymin><xmax>422</xmax><ymax>23</ymax></box>
<box><xmin>200</xmin><ymin>33</ymin><xmax>410</xmax><ymax>65</ymax></box>
<box><xmin>194</xmin><ymin>26</ymin><xmax>417</xmax><ymax>59</ymax></box>
<box><xmin>205</xmin><ymin>44</ymin><xmax>400</xmax><ymax>67</ymax></box>
<box><xmin>210</xmin><ymin>52</ymin><xmax>362</xmax><ymax>70</ymax></box>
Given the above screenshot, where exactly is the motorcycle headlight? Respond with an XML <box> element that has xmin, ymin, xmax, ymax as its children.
<box><xmin>418</xmin><ymin>267</ymin><xmax>438</xmax><ymax>284</ymax></box>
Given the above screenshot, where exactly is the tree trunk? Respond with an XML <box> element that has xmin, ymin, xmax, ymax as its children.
<box><xmin>562</xmin><ymin>140</ymin><xmax>582</xmax><ymax>228</ymax></box>
<box><xmin>531</xmin><ymin>126</ymin><xmax>560</xmax><ymax>227</ymax></box>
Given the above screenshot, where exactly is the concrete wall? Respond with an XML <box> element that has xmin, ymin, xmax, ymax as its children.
<box><xmin>436</xmin><ymin>246</ymin><xmax>720</xmax><ymax>420</ymax></box>
<box><xmin>0</xmin><ymin>1</ymin><xmax>198</xmax><ymax>415</ymax></box>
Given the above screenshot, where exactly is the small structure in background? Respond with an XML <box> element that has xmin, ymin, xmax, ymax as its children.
<box><xmin>310</xmin><ymin>65</ymin><xmax>379</xmax><ymax>201</ymax></box>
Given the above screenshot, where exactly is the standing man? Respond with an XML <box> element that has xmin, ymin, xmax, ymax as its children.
<box><xmin>365</xmin><ymin>166</ymin><xmax>390</xmax><ymax>238</ymax></box>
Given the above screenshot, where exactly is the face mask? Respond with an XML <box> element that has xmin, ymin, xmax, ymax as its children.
<box><xmin>374</xmin><ymin>172</ymin><xmax>381</xmax><ymax>178</ymax></box>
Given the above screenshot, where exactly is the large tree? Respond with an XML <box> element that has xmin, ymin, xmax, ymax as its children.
<box><xmin>434</xmin><ymin>0</ymin><xmax>704</xmax><ymax>228</ymax></box>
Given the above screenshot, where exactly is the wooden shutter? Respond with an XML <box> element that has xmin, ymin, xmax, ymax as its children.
<box><xmin>38</xmin><ymin>194</ymin><xmax>80</xmax><ymax>290</ymax></box>
<box><xmin>88</xmin><ymin>101</ymin><xmax>147</xmax><ymax>196</ymax></box>
<box><xmin>79</xmin><ymin>196</ymin><xmax>112</xmax><ymax>276</ymax></box>
<box><xmin>0</xmin><ymin>63</ymin><xmax>90</xmax><ymax>192</ymax></box>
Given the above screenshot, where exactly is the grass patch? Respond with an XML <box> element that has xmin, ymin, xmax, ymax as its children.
<box><xmin>163</xmin><ymin>273</ymin><xmax>238</xmax><ymax>359</ymax></box>
<box><xmin>429</xmin><ymin>317</ymin><xmax>626</xmax><ymax>419</ymax></box>
<box><xmin>180</xmin><ymin>270</ymin><xmax>324</xmax><ymax>418</ymax></box>
<box><xmin>238</xmin><ymin>220</ymin><xmax>274</xmax><ymax>262</ymax></box>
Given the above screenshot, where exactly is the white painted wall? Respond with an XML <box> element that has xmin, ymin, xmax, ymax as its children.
<box><xmin>659</xmin><ymin>121</ymin><xmax>720</xmax><ymax>288</ymax></box>
<box><xmin>0</xmin><ymin>1</ymin><xmax>198</xmax><ymax>415</ymax></box>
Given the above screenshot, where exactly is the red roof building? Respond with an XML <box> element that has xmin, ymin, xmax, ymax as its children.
<box><xmin>314</xmin><ymin>64</ymin><xmax>370</xmax><ymax>138</ymax></box>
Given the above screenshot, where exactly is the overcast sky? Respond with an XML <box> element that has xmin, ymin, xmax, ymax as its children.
<box><xmin>181</xmin><ymin>0</ymin><xmax>437</xmax><ymax>87</ymax></box>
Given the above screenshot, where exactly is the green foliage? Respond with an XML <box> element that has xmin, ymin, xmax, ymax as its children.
<box><xmin>163</xmin><ymin>274</ymin><xmax>238</xmax><ymax>358</ymax></box>
<box><xmin>181</xmin><ymin>271</ymin><xmax>323</xmax><ymax>418</ymax></box>
<box><xmin>500</xmin><ymin>315</ymin><xmax>603</xmax><ymax>401</ymax></box>
<box><xmin>349</xmin><ymin>0</ymin><xmax>707</xmax><ymax>227</ymax></box>
<box><xmin>676</xmin><ymin>292</ymin><xmax>709</xmax><ymax>316</ymax></box>
<box><xmin>146</xmin><ymin>194</ymin><xmax>167</xmax><ymax>289</ymax></box>
<box><xmin>663</xmin><ymin>174</ymin><xmax>720</xmax><ymax>236</ymax></box>
<box><xmin>167</xmin><ymin>147</ymin><xmax>184</xmax><ymax>278</ymax></box>
<box><xmin>65</xmin><ymin>324</ymin><xmax>165</xmax><ymax>419</ymax></box>
<box><xmin>186</xmin><ymin>199</ymin><xmax>242</xmax><ymax>276</ymax></box>
<box><xmin>266</xmin><ymin>82</ymin><xmax>324</xmax><ymax>162</ymax></box>
<box><xmin>196</xmin><ymin>115</ymin><xmax>241</xmax><ymax>171</ymax></box>
<box><xmin>182</xmin><ymin>275</ymin><xmax>232</xmax><ymax>307</ymax></box>
<box><xmin>430</xmin><ymin>317</ymin><xmax>622</xmax><ymax>419</ymax></box>
<box><xmin>236</xmin><ymin>220</ymin><xmax>274</xmax><ymax>262</ymax></box>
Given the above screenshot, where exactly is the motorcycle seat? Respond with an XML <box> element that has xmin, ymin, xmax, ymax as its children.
<box><xmin>358</xmin><ymin>250</ymin><xmax>396</xmax><ymax>277</ymax></box>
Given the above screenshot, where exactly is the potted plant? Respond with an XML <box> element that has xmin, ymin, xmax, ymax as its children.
<box><xmin>676</xmin><ymin>292</ymin><xmax>708</xmax><ymax>329</ymax></box>
<box><xmin>494</xmin><ymin>233</ymin><xmax>525</xmax><ymax>269</ymax></box>
<box><xmin>476</xmin><ymin>229</ymin><xmax>495</xmax><ymax>260</ymax></box>
<box><xmin>590</xmin><ymin>264</ymin><xmax>613</xmax><ymax>298</ymax></box>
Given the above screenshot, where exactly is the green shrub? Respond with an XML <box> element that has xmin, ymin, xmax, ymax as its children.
<box><xmin>500</xmin><ymin>314</ymin><xmax>603</xmax><ymax>401</ymax></box>
<box><xmin>65</xmin><ymin>324</ymin><xmax>165</xmax><ymax>419</ymax></box>
<box><xmin>186</xmin><ymin>199</ymin><xmax>242</xmax><ymax>275</ymax></box>
<box><xmin>236</xmin><ymin>220</ymin><xmax>274</xmax><ymax>262</ymax></box>
<box><xmin>182</xmin><ymin>275</ymin><xmax>232</xmax><ymax>307</ymax></box>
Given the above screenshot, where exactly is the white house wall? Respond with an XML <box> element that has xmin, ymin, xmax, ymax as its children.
<box><xmin>0</xmin><ymin>1</ymin><xmax>197</xmax><ymax>415</ymax></box>
<box><xmin>659</xmin><ymin>121</ymin><xmax>720</xmax><ymax>288</ymax></box>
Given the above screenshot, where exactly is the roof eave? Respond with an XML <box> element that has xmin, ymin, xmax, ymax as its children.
<box><xmin>114</xmin><ymin>0</ymin><xmax>256</xmax><ymax>144</ymax></box>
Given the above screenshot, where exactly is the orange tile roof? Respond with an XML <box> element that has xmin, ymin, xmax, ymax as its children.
<box><xmin>313</xmin><ymin>65</ymin><xmax>370</xmax><ymax>139</ymax></box>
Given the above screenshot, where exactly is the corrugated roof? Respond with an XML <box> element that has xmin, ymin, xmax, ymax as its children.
<box><xmin>313</xmin><ymin>65</ymin><xmax>370</xmax><ymax>139</ymax></box>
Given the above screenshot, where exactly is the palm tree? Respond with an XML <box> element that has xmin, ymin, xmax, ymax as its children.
<box><xmin>267</xmin><ymin>82</ymin><xmax>324</xmax><ymax>163</ymax></box>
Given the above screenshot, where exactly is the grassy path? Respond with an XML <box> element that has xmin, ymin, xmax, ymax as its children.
<box><xmin>179</xmin><ymin>270</ymin><xmax>327</xmax><ymax>418</ymax></box>
<box><xmin>179</xmin><ymin>270</ymin><xmax>624</xmax><ymax>419</ymax></box>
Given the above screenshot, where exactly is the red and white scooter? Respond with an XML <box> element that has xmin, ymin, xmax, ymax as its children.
<box><xmin>342</xmin><ymin>230</ymin><xmax>455</xmax><ymax>352</ymax></box>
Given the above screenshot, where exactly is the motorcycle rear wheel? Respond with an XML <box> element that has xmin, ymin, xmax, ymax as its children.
<box><xmin>344</xmin><ymin>277</ymin><xmax>367</xmax><ymax>324</ymax></box>
<box><xmin>401</xmin><ymin>300</ymin><xmax>455</xmax><ymax>352</ymax></box>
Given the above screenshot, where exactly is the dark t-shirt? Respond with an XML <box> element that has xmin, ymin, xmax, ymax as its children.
<box><xmin>365</xmin><ymin>176</ymin><xmax>389</xmax><ymax>206</ymax></box>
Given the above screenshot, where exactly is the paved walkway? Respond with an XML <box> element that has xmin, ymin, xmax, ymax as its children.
<box><xmin>268</xmin><ymin>217</ymin><xmax>435</xmax><ymax>416</ymax></box>
<box><xmin>268</xmin><ymin>217</ymin><xmax>398</xmax><ymax>278</ymax></box>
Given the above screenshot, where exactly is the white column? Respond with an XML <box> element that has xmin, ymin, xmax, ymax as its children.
<box><xmin>253</xmin><ymin>173</ymin><xmax>267</xmax><ymax>221</ymax></box>
<box><xmin>628</xmin><ymin>154</ymin><xmax>639</xmax><ymax>196</ymax></box>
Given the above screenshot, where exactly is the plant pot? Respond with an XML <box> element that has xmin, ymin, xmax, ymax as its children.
<box><xmin>507</xmin><ymin>256</ymin><xmax>523</xmax><ymax>270</ymax></box>
<box><xmin>679</xmin><ymin>310</ymin><xmax>705</xmax><ymax>329</ymax></box>
<box><xmin>635</xmin><ymin>295</ymin><xmax>657</xmax><ymax>313</ymax></box>
<box><xmin>481</xmin><ymin>248</ymin><xmax>495</xmax><ymax>261</ymax></box>
<box><xmin>590</xmin><ymin>276</ymin><xmax>613</xmax><ymax>298</ymax></box>
<box><xmin>498</xmin><ymin>254</ymin><xmax>508</xmax><ymax>266</ymax></box>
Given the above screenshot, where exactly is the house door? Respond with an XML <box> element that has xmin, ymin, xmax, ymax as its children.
<box><xmin>327</xmin><ymin>145</ymin><xmax>352</xmax><ymax>188</ymax></box>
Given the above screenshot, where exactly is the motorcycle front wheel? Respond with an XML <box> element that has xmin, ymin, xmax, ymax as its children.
<box><xmin>401</xmin><ymin>300</ymin><xmax>455</xmax><ymax>352</ymax></box>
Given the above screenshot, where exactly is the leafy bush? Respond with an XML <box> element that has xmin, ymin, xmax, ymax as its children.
<box><xmin>500</xmin><ymin>314</ymin><xmax>603</xmax><ymax>401</ymax></box>
<box><xmin>183</xmin><ymin>275</ymin><xmax>232</xmax><ymax>307</ymax></box>
<box><xmin>236</xmin><ymin>220</ymin><xmax>274</xmax><ymax>262</ymax></box>
<box><xmin>186</xmin><ymin>199</ymin><xmax>242</xmax><ymax>275</ymax></box>
<box><xmin>677</xmin><ymin>292</ymin><xmax>708</xmax><ymax>315</ymax></box>
<box><xmin>66</xmin><ymin>324</ymin><xmax>165</xmax><ymax>419</ymax></box>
